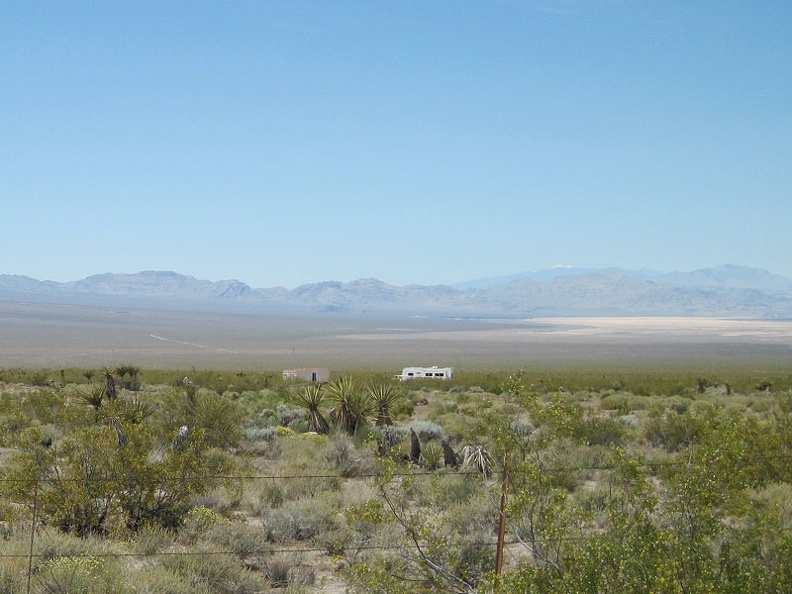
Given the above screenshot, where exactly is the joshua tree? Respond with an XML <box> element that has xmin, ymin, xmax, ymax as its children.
<box><xmin>293</xmin><ymin>384</ymin><xmax>330</xmax><ymax>434</ymax></box>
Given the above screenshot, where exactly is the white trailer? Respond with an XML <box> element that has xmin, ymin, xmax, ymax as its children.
<box><xmin>397</xmin><ymin>366</ymin><xmax>454</xmax><ymax>380</ymax></box>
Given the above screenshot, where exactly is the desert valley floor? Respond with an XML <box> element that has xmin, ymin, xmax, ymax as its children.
<box><xmin>1</xmin><ymin>301</ymin><xmax>790</xmax><ymax>372</ymax></box>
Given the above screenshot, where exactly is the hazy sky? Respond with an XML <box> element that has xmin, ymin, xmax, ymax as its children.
<box><xmin>3</xmin><ymin>1</ymin><xmax>791</xmax><ymax>288</ymax></box>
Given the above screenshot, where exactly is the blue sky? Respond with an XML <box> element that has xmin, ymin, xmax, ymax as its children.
<box><xmin>2</xmin><ymin>1</ymin><xmax>791</xmax><ymax>288</ymax></box>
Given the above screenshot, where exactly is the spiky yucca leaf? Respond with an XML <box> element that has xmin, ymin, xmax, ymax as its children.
<box><xmin>327</xmin><ymin>376</ymin><xmax>374</xmax><ymax>435</ymax></box>
<box><xmin>76</xmin><ymin>383</ymin><xmax>106</xmax><ymax>413</ymax></box>
<box><xmin>293</xmin><ymin>384</ymin><xmax>330</xmax><ymax>434</ymax></box>
<box><xmin>366</xmin><ymin>383</ymin><xmax>402</xmax><ymax>426</ymax></box>
<box><xmin>420</xmin><ymin>441</ymin><xmax>444</xmax><ymax>470</ymax></box>
<box><xmin>461</xmin><ymin>445</ymin><xmax>494</xmax><ymax>477</ymax></box>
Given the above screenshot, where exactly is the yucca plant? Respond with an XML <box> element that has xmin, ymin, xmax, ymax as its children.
<box><xmin>327</xmin><ymin>376</ymin><xmax>374</xmax><ymax>435</ymax></box>
<box><xmin>420</xmin><ymin>440</ymin><xmax>444</xmax><ymax>470</ymax></box>
<box><xmin>119</xmin><ymin>395</ymin><xmax>156</xmax><ymax>424</ymax></box>
<box><xmin>114</xmin><ymin>364</ymin><xmax>141</xmax><ymax>390</ymax></box>
<box><xmin>293</xmin><ymin>384</ymin><xmax>330</xmax><ymax>434</ymax></box>
<box><xmin>76</xmin><ymin>383</ymin><xmax>106</xmax><ymax>416</ymax></box>
<box><xmin>366</xmin><ymin>383</ymin><xmax>402</xmax><ymax>426</ymax></box>
<box><xmin>461</xmin><ymin>445</ymin><xmax>494</xmax><ymax>477</ymax></box>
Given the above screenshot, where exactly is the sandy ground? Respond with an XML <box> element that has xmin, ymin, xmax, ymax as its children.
<box><xmin>0</xmin><ymin>301</ymin><xmax>790</xmax><ymax>371</ymax></box>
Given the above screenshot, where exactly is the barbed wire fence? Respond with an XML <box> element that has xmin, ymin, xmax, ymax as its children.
<box><xmin>0</xmin><ymin>468</ymin><xmax>489</xmax><ymax>593</ymax></box>
<box><xmin>4</xmin><ymin>453</ymin><xmax>792</xmax><ymax>593</ymax></box>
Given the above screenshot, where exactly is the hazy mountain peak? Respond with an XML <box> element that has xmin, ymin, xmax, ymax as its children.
<box><xmin>1</xmin><ymin>265</ymin><xmax>791</xmax><ymax>319</ymax></box>
<box><xmin>659</xmin><ymin>265</ymin><xmax>792</xmax><ymax>291</ymax></box>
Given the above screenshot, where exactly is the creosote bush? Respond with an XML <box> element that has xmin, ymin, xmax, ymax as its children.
<box><xmin>1</xmin><ymin>388</ymin><xmax>240</xmax><ymax>536</ymax></box>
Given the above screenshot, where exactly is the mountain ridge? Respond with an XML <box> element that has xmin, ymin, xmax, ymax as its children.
<box><xmin>2</xmin><ymin>265</ymin><xmax>791</xmax><ymax>319</ymax></box>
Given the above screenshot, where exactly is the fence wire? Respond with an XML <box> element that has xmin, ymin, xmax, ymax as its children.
<box><xmin>5</xmin><ymin>454</ymin><xmax>792</xmax><ymax>593</ymax></box>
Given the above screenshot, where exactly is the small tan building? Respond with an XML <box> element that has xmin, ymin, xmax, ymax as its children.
<box><xmin>282</xmin><ymin>367</ymin><xmax>330</xmax><ymax>383</ymax></box>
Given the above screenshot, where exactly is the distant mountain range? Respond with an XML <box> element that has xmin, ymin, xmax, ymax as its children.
<box><xmin>2</xmin><ymin>265</ymin><xmax>792</xmax><ymax>319</ymax></box>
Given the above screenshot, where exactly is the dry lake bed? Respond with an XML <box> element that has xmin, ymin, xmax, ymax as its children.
<box><xmin>1</xmin><ymin>301</ymin><xmax>791</xmax><ymax>372</ymax></box>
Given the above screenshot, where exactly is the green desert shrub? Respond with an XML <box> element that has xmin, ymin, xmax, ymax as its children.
<box><xmin>281</xmin><ymin>473</ymin><xmax>342</xmax><ymax>501</ymax></box>
<box><xmin>258</xmin><ymin>553</ymin><xmax>292</xmax><ymax>588</ymax></box>
<box><xmin>178</xmin><ymin>506</ymin><xmax>225</xmax><ymax>546</ymax></box>
<box><xmin>433</xmin><ymin>473</ymin><xmax>484</xmax><ymax>506</ymax></box>
<box><xmin>20</xmin><ymin>389</ymin><xmax>64</xmax><ymax>424</ymax></box>
<box><xmin>244</xmin><ymin>425</ymin><xmax>276</xmax><ymax>441</ymax></box>
<box><xmin>33</xmin><ymin>529</ymin><xmax>95</xmax><ymax>564</ymax></box>
<box><xmin>0</xmin><ymin>396</ymin><xmax>239</xmax><ymax>535</ymax></box>
<box><xmin>374</xmin><ymin>424</ymin><xmax>406</xmax><ymax>455</ymax></box>
<box><xmin>275</xmin><ymin>404</ymin><xmax>306</xmax><ymax>428</ymax></box>
<box><xmin>322</xmin><ymin>433</ymin><xmax>377</xmax><ymax>477</ymax></box>
<box><xmin>155</xmin><ymin>388</ymin><xmax>244</xmax><ymax>450</ymax></box>
<box><xmin>448</xmin><ymin>540</ymin><xmax>496</xmax><ymax>588</ymax></box>
<box><xmin>134</xmin><ymin>524</ymin><xmax>175</xmax><ymax>555</ymax></box>
<box><xmin>644</xmin><ymin>409</ymin><xmax>704</xmax><ymax>451</ymax></box>
<box><xmin>255</xmin><ymin>480</ymin><xmax>286</xmax><ymax>510</ymax></box>
<box><xmin>130</xmin><ymin>566</ymin><xmax>200</xmax><ymax>594</ymax></box>
<box><xmin>573</xmin><ymin>415</ymin><xmax>629</xmax><ymax>446</ymax></box>
<box><xmin>0</xmin><ymin>565</ymin><xmax>21</xmax><ymax>594</ymax></box>
<box><xmin>161</xmin><ymin>552</ymin><xmax>266</xmax><ymax>594</ymax></box>
<box><xmin>206</xmin><ymin>521</ymin><xmax>269</xmax><ymax>561</ymax></box>
<box><xmin>390</xmin><ymin>398</ymin><xmax>414</xmax><ymax>419</ymax></box>
<box><xmin>510</xmin><ymin>417</ymin><xmax>534</xmax><ymax>436</ymax></box>
<box><xmin>433</xmin><ymin>411</ymin><xmax>479</xmax><ymax>441</ymax></box>
<box><xmin>36</xmin><ymin>556</ymin><xmax>131</xmax><ymax>594</ymax></box>
<box><xmin>604</xmin><ymin>391</ymin><xmax>658</xmax><ymax>412</ymax></box>
<box><xmin>261</xmin><ymin>495</ymin><xmax>340</xmax><ymax>543</ymax></box>
<box><xmin>37</xmin><ymin>556</ymin><xmax>99</xmax><ymax>594</ymax></box>
<box><xmin>409</xmin><ymin>420</ymin><xmax>443</xmax><ymax>441</ymax></box>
